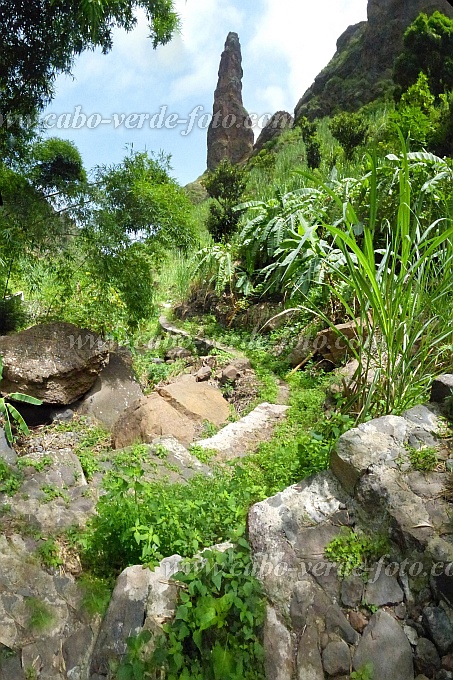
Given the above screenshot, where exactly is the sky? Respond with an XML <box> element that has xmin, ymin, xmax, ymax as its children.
<box><xmin>43</xmin><ymin>0</ymin><xmax>368</xmax><ymax>186</ymax></box>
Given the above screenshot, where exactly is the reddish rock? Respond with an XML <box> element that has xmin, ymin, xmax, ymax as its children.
<box><xmin>207</xmin><ymin>32</ymin><xmax>254</xmax><ymax>170</ymax></box>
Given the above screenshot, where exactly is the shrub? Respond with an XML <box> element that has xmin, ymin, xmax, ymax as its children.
<box><xmin>329</xmin><ymin>111</ymin><xmax>369</xmax><ymax>159</ymax></box>
<box><xmin>202</xmin><ymin>160</ymin><xmax>248</xmax><ymax>242</ymax></box>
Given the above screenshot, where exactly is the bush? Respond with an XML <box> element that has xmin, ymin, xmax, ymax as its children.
<box><xmin>202</xmin><ymin>160</ymin><xmax>247</xmax><ymax>242</ymax></box>
<box><xmin>329</xmin><ymin>111</ymin><xmax>369</xmax><ymax>159</ymax></box>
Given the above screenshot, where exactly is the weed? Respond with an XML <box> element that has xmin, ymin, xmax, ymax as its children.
<box><xmin>153</xmin><ymin>444</ymin><xmax>169</xmax><ymax>459</ymax></box>
<box><xmin>25</xmin><ymin>597</ymin><xmax>55</xmax><ymax>632</ymax></box>
<box><xmin>199</xmin><ymin>421</ymin><xmax>219</xmax><ymax>439</ymax></box>
<box><xmin>119</xmin><ymin>540</ymin><xmax>265</xmax><ymax>680</ymax></box>
<box><xmin>324</xmin><ymin>528</ymin><xmax>389</xmax><ymax>577</ymax></box>
<box><xmin>78</xmin><ymin>574</ymin><xmax>112</xmax><ymax>618</ymax></box>
<box><xmin>40</xmin><ymin>484</ymin><xmax>70</xmax><ymax>504</ymax></box>
<box><xmin>407</xmin><ymin>445</ymin><xmax>438</xmax><ymax>472</ymax></box>
<box><xmin>351</xmin><ymin>663</ymin><xmax>374</xmax><ymax>680</ymax></box>
<box><xmin>17</xmin><ymin>456</ymin><xmax>52</xmax><ymax>473</ymax></box>
<box><xmin>74</xmin><ymin>423</ymin><xmax>111</xmax><ymax>480</ymax></box>
<box><xmin>189</xmin><ymin>445</ymin><xmax>218</xmax><ymax>465</ymax></box>
<box><xmin>0</xmin><ymin>460</ymin><xmax>22</xmax><ymax>495</ymax></box>
<box><xmin>37</xmin><ymin>538</ymin><xmax>63</xmax><ymax>570</ymax></box>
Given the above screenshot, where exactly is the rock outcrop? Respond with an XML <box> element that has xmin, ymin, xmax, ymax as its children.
<box><xmin>207</xmin><ymin>32</ymin><xmax>254</xmax><ymax>170</ymax></box>
<box><xmin>295</xmin><ymin>0</ymin><xmax>453</xmax><ymax>121</ymax></box>
<box><xmin>0</xmin><ymin>322</ymin><xmax>108</xmax><ymax>404</ymax></box>
<box><xmin>253</xmin><ymin>111</ymin><xmax>294</xmax><ymax>155</ymax></box>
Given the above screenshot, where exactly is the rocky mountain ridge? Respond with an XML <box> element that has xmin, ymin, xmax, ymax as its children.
<box><xmin>295</xmin><ymin>0</ymin><xmax>453</xmax><ymax>120</ymax></box>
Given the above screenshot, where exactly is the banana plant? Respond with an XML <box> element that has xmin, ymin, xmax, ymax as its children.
<box><xmin>0</xmin><ymin>355</ymin><xmax>42</xmax><ymax>443</ymax></box>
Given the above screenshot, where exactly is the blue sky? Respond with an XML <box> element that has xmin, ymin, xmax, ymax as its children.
<box><xmin>44</xmin><ymin>0</ymin><xmax>368</xmax><ymax>186</ymax></box>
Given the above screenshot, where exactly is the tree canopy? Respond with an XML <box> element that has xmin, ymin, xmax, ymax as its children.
<box><xmin>394</xmin><ymin>11</ymin><xmax>453</xmax><ymax>97</ymax></box>
<box><xmin>0</xmin><ymin>0</ymin><xmax>179</xmax><ymax>156</ymax></box>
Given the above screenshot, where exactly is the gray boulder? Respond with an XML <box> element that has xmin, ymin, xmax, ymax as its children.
<box><xmin>76</xmin><ymin>352</ymin><xmax>143</xmax><ymax>430</ymax></box>
<box><xmin>353</xmin><ymin>610</ymin><xmax>414</xmax><ymax>680</ymax></box>
<box><xmin>0</xmin><ymin>322</ymin><xmax>108</xmax><ymax>404</ymax></box>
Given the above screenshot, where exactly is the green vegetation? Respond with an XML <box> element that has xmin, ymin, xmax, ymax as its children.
<box><xmin>0</xmin><ymin>356</ymin><xmax>43</xmax><ymax>443</ymax></box>
<box><xmin>4</xmin><ymin>8</ymin><xmax>453</xmax><ymax>676</ymax></box>
<box><xmin>37</xmin><ymin>538</ymin><xmax>63</xmax><ymax>570</ymax></box>
<box><xmin>407</xmin><ymin>445</ymin><xmax>439</xmax><ymax>472</ymax></box>
<box><xmin>324</xmin><ymin>528</ymin><xmax>389</xmax><ymax>577</ymax></box>
<box><xmin>119</xmin><ymin>540</ymin><xmax>265</xmax><ymax>680</ymax></box>
<box><xmin>0</xmin><ymin>460</ymin><xmax>22</xmax><ymax>495</ymax></box>
<box><xmin>351</xmin><ymin>665</ymin><xmax>374</xmax><ymax>680</ymax></box>
<box><xmin>25</xmin><ymin>597</ymin><xmax>55</xmax><ymax>632</ymax></box>
<box><xmin>202</xmin><ymin>160</ymin><xmax>248</xmax><ymax>242</ymax></box>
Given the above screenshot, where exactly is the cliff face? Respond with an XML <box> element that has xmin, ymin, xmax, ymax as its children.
<box><xmin>207</xmin><ymin>32</ymin><xmax>254</xmax><ymax>171</ymax></box>
<box><xmin>295</xmin><ymin>0</ymin><xmax>453</xmax><ymax>121</ymax></box>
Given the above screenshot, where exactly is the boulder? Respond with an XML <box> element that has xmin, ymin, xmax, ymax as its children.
<box><xmin>195</xmin><ymin>366</ymin><xmax>212</xmax><ymax>382</ymax></box>
<box><xmin>165</xmin><ymin>346</ymin><xmax>192</xmax><ymax>361</ymax></box>
<box><xmin>431</xmin><ymin>375</ymin><xmax>453</xmax><ymax>404</ymax></box>
<box><xmin>194</xmin><ymin>402</ymin><xmax>289</xmax><ymax>461</ymax></box>
<box><xmin>158</xmin><ymin>375</ymin><xmax>230</xmax><ymax>427</ymax></box>
<box><xmin>263</xmin><ymin>606</ymin><xmax>295</xmax><ymax>680</ymax></box>
<box><xmin>0</xmin><ymin>427</ymin><xmax>17</xmax><ymax>465</ymax></box>
<box><xmin>112</xmin><ymin>393</ymin><xmax>196</xmax><ymax>449</ymax></box>
<box><xmin>316</xmin><ymin>319</ymin><xmax>367</xmax><ymax>365</ymax></box>
<box><xmin>90</xmin><ymin>565</ymin><xmax>154</xmax><ymax>676</ymax></box>
<box><xmin>322</xmin><ymin>639</ymin><xmax>351</xmax><ymax>676</ymax></box>
<box><xmin>76</xmin><ymin>352</ymin><xmax>144</xmax><ymax>430</ymax></box>
<box><xmin>353</xmin><ymin>610</ymin><xmax>414</xmax><ymax>680</ymax></box>
<box><xmin>207</xmin><ymin>32</ymin><xmax>254</xmax><ymax>170</ymax></box>
<box><xmin>296</xmin><ymin>625</ymin><xmax>324</xmax><ymax>680</ymax></box>
<box><xmin>0</xmin><ymin>322</ymin><xmax>108</xmax><ymax>404</ymax></box>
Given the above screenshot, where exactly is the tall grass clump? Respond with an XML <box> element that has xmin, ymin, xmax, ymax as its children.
<box><xmin>301</xmin><ymin>139</ymin><xmax>453</xmax><ymax>419</ymax></box>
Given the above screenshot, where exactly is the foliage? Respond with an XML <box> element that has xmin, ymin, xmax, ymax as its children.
<box><xmin>298</xmin><ymin>116</ymin><xmax>322</xmax><ymax>169</ymax></box>
<box><xmin>394</xmin><ymin>11</ymin><xmax>453</xmax><ymax>97</ymax></box>
<box><xmin>391</xmin><ymin>73</ymin><xmax>439</xmax><ymax>149</ymax></box>
<box><xmin>78</xmin><ymin>574</ymin><xmax>112</xmax><ymax>618</ymax></box>
<box><xmin>17</xmin><ymin>455</ymin><xmax>52</xmax><ymax>473</ymax></box>
<box><xmin>237</xmin><ymin>188</ymin><xmax>346</xmax><ymax>299</ymax></box>
<box><xmin>80</xmin><ymin>366</ymin><xmax>345</xmax><ymax>577</ymax></box>
<box><xmin>0</xmin><ymin>460</ymin><xmax>22</xmax><ymax>495</ymax></box>
<box><xmin>25</xmin><ymin>597</ymin><xmax>55</xmax><ymax>632</ymax></box>
<box><xmin>0</xmin><ymin>0</ymin><xmax>179</xmax><ymax>158</ymax></box>
<box><xmin>0</xmin><ymin>356</ymin><xmax>43</xmax><ymax>443</ymax></box>
<box><xmin>407</xmin><ymin>445</ymin><xmax>438</xmax><ymax>472</ymax></box>
<box><xmin>30</xmin><ymin>138</ymin><xmax>87</xmax><ymax>196</ymax></box>
<box><xmin>202</xmin><ymin>161</ymin><xmax>248</xmax><ymax>242</ymax></box>
<box><xmin>324</xmin><ymin>528</ymin><xmax>389</xmax><ymax>577</ymax></box>
<box><xmin>329</xmin><ymin>112</ymin><xmax>369</xmax><ymax>160</ymax></box>
<box><xmin>119</xmin><ymin>541</ymin><xmax>265</xmax><ymax>680</ymax></box>
<box><xmin>294</xmin><ymin>145</ymin><xmax>453</xmax><ymax>419</ymax></box>
<box><xmin>18</xmin><ymin>149</ymin><xmax>195</xmax><ymax>337</ymax></box>
<box><xmin>351</xmin><ymin>664</ymin><xmax>374</xmax><ymax>680</ymax></box>
<box><xmin>0</xmin><ymin>295</ymin><xmax>28</xmax><ymax>334</ymax></box>
<box><xmin>37</xmin><ymin>538</ymin><xmax>63</xmax><ymax>570</ymax></box>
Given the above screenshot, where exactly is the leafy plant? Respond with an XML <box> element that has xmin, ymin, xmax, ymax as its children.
<box><xmin>407</xmin><ymin>445</ymin><xmax>438</xmax><ymax>472</ymax></box>
<box><xmin>324</xmin><ymin>528</ymin><xmax>389</xmax><ymax>577</ymax></box>
<box><xmin>37</xmin><ymin>538</ymin><xmax>63</xmax><ymax>569</ymax></box>
<box><xmin>329</xmin><ymin>111</ymin><xmax>369</xmax><ymax>160</ymax></box>
<box><xmin>351</xmin><ymin>663</ymin><xmax>374</xmax><ymax>680</ymax></box>
<box><xmin>0</xmin><ymin>356</ymin><xmax>43</xmax><ymax>443</ymax></box>
<box><xmin>119</xmin><ymin>540</ymin><xmax>266</xmax><ymax>680</ymax></box>
<box><xmin>293</xmin><ymin>141</ymin><xmax>453</xmax><ymax>419</ymax></box>
<box><xmin>202</xmin><ymin>160</ymin><xmax>248</xmax><ymax>242</ymax></box>
<box><xmin>17</xmin><ymin>455</ymin><xmax>52</xmax><ymax>473</ymax></box>
<box><xmin>78</xmin><ymin>574</ymin><xmax>112</xmax><ymax>618</ymax></box>
<box><xmin>0</xmin><ymin>460</ymin><xmax>22</xmax><ymax>495</ymax></box>
<box><xmin>40</xmin><ymin>484</ymin><xmax>69</xmax><ymax>504</ymax></box>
